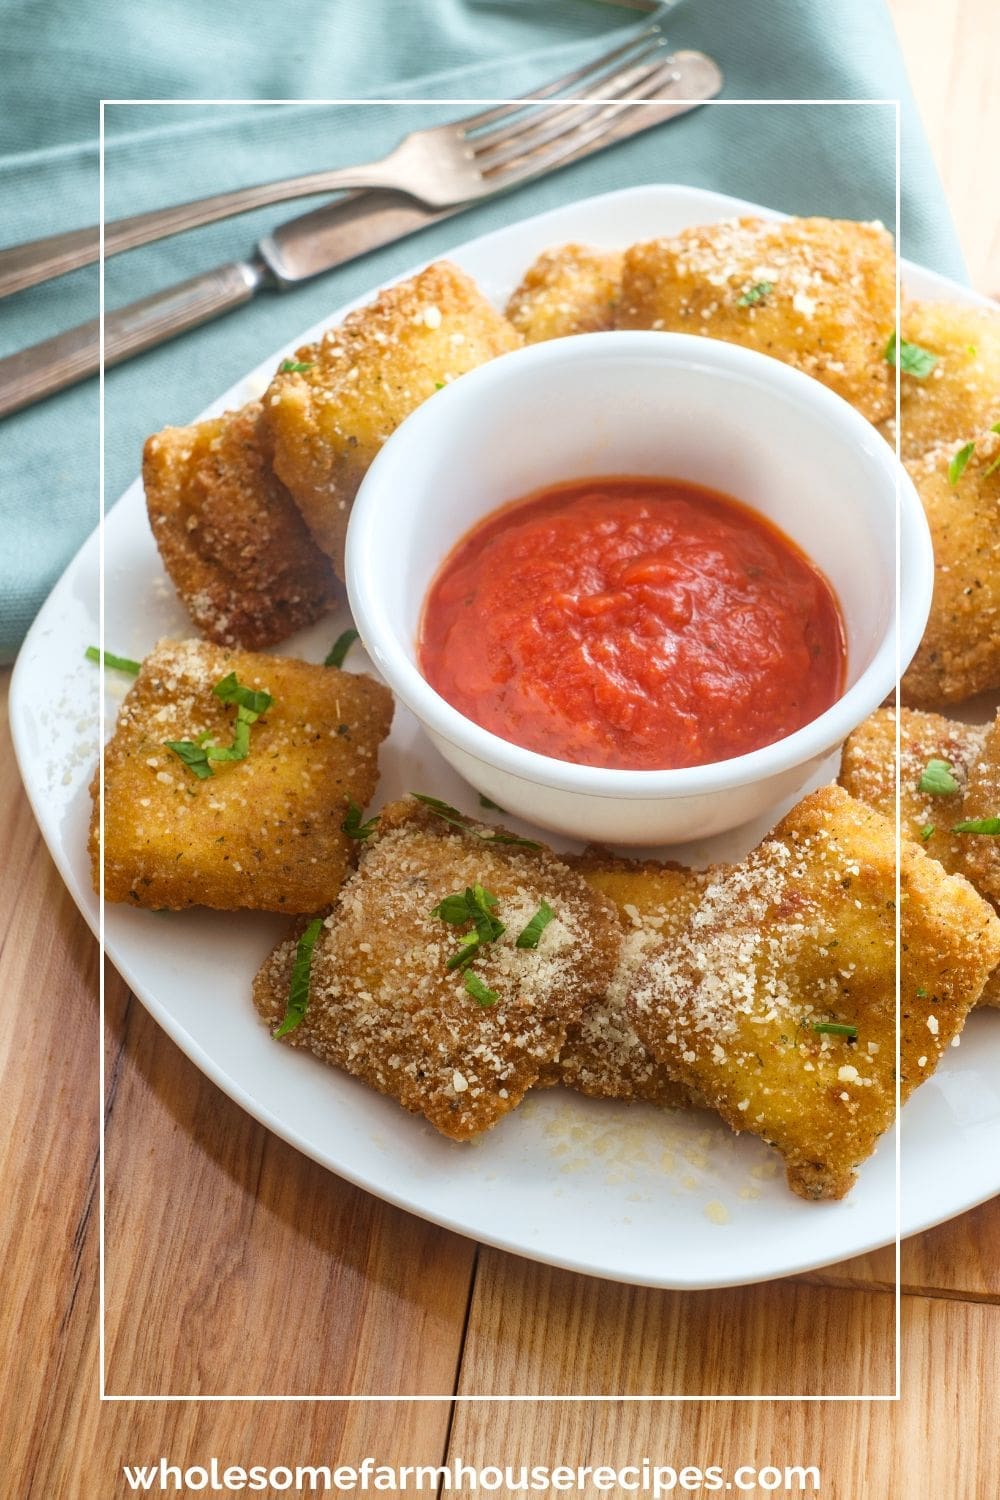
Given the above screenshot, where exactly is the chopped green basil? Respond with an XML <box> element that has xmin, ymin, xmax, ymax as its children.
<box><xmin>278</xmin><ymin>358</ymin><xmax>314</xmax><ymax>373</ymax></box>
<box><xmin>213</xmin><ymin>672</ymin><xmax>273</xmax><ymax>720</ymax></box>
<box><xmin>515</xmin><ymin>900</ymin><xmax>555</xmax><ymax>950</ymax></box>
<box><xmin>324</xmin><ymin>628</ymin><xmax>360</xmax><ymax>669</ymax></box>
<box><xmin>273</xmin><ymin>917</ymin><xmax>324</xmax><ymax>1037</ymax></box>
<box><xmin>342</xmin><ymin>801</ymin><xmax>378</xmax><ymax>840</ymax></box>
<box><xmin>948</xmin><ymin>441</ymin><xmax>976</xmax><ymax>486</ymax></box>
<box><xmin>884</xmin><ymin>332</ymin><xmax>938</xmax><ymax>378</ymax></box>
<box><xmin>812</xmin><ymin>1021</ymin><xmax>858</xmax><ymax>1039</ymax></box>
<box><xmin>464</xmin><ymin>971</ymin><xmax>499</xmax><ymax>1007</ymax></box>
<box><xmin>446</xmin><ymin>931</ymin><xmax>482</xmax><ymax>971</ymax></box>
<box><xmin>737</xmin><ymin>280</ymin><xmax>773</xmax><ymax>307</ymax></box>
<box><xmin>919</xmin><ymin>824</ymin><xmax>935</xmax><ymax>842</ymax></box>
<box><xmin>85</xmin><ymin>646</ymin><xmax>141</xmax><ymax>675</ymax></box>
<box><xmin>411</xmin><ymin>792</ymin><xmax>541</xmax><ymax>849</ymax></box>
<box><xmin>951</xmin><ymin>817</ymin><xmax>1000</xmax><ymax>836</ymax></box>
<box><xmin>162</xmin><ymin>740</ymin><xmax>214</xmax><ymax>779</ymax></box>
<box><xmin>918</xmin><ymin>758</ymin><xmax>960</xmax><ymax>796</ymax></box>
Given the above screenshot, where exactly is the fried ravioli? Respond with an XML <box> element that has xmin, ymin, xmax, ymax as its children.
<box><xmin>252</xmin><ymin>798</ymin><xmax>621</xmax><ymax>1140</ymax></box>
<box><xmin>144</xmin><ymin>402</ymin><xmax>339</xmax><ymax>649</ymax></box>
<box><xmin>893</xmin><ymin>299</ymin><xmax>1000</xmax><ymax>463</ymax></box>
<box><xmin>617</xmin><ymin>216</ymin><xmax>896</xmax><ymax>423</ymax></box>
<box><xmin>900</xmin><ymin>430</ymin><xmax>1000</xmax><ymax>706</ymax></box>
<box><xmin>620</xmin><ymin>214</ymin><xmax>893</xmax><ymax>423</ymax></box>
<box><xmin>627</xmin><ymin>787</ymin><xmax>1000</xmax><ymax>1200</ymax></box>
<box><xmin>547</xmin><ymin>851</ymin><xmax>709</xmax><ymax>1107</ymax></box>
<box><xmin>505</xmin><ymin>243</ymin><xmax>623</xmax><ymax>343</ymax></box>
<box><xmin>957</xmin><ymin>711</ymin><xmax>1000</xmax><ymax>910</ymax></box>
<box><xmin>839</xmin><ymin>706</ymin><xmax>989</xmax><ymax>878</ymax></box>
<box><xmin>263</xmin><ymin>262</ymin><xmax>521</xmax><ymax>574</ymax></box>
<box><xmin>92</xmin><ymin>640</ymin><xmax>392</xmax><ymax>912</ymax></box>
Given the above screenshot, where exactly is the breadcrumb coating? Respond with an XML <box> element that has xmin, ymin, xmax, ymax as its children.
<box><xmin>958</xmin><ymin>711</ymin><xmax>1000</xmax><ymax>912</ymax></box>
<box><xmin>92</xmin><ymin>639</ymin><xmax>392</xmax><ymax>912</ymax></box>
<box><xmin>263</xmin><ymin>261</ymin><xmax>521</xmax><ymax>574</ymax></box>
<box><xmin>839</xmin><ymin>708</ymin><xmax>1000</xmax><ymax>1009</ymax></box>
<box><xmin>617</xmin><ymin>216</ymin><xmax>896</xmax><ymax>423</ymax></box>
<box><xmin>544</xmin><ymin>850</ymin><xmax>710</xmax><ymax>1107</ymax></box>
<box><xmin>627</xmin><ymin>787</ymin><xmax>1000</xmax><ymax>1200</ymax></box>
<box><xmin>253</xmin><ymin>798</ymin><xmax>621</xmax><ymax>1140</ymax></box>
<box><xmin>901</xmin><ymin>430</ymin><xmax>1000</xmax><ymax>706</ymax></box>
<box><xmin>505</xmin><ymin>243</ymin><xmax>623</xmax><ymax>343</ymax></box>
<box><xmin>892</xmin><ymin>299</ymin><xmax>1000</xmax><ymax>463</ymax></box>
<box><xmin>144</xmin><ymin>402</ymin><xmax>339</xmax><ymax>649</ymax></box>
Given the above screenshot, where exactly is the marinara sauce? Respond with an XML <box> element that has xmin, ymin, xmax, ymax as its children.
<box><xmin>419</xmin><ymin>477</ymin><xmax>845</xmax><ymax>771</ymax></box>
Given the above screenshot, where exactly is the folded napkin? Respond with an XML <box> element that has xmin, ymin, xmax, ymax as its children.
<box><xmin>0</xmin><ymin>0</ymin><xmax>963</xmax><ymax>662</ymax></box>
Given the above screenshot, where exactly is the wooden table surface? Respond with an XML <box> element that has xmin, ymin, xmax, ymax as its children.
<box><xmin>5</xmin><ymin>6</ymin><xmax>998</xmax><ymax>1493</ymax></box>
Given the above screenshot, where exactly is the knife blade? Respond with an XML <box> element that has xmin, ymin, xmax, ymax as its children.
<box><xmin>0</xmin><ymin>52</ymin><xmax>722</xmax><ymax>420</ymax></box>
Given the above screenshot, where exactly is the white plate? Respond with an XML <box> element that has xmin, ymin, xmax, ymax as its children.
<box><xmin>12</xmin><ymin>185</ymin><xmax>1000</xmax><ymax>1294</ymax></box>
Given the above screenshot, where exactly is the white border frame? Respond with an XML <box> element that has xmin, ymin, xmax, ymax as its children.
<box><xmin>98</xmin><ymin>94</ymin><xmax>903</xmax><ymax>1404</ymax></box>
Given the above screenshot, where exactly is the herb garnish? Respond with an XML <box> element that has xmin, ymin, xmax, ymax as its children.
<box><xmin>919</xmin><ymin>824</ymin><xmax>935</xmax><ymax>842</ymax></box>
<box><xmin>515</xmin><ymin>900</ymin><xmax>555</xmax><ymax>950</ymax></box>
<box><xmin>984</xmin><ymin>422</ymin><xmax>1000</xmax><ymax>479</ymax></box>
<box><xmin>478</xmin><ymin>794</ymin><xmax>506</xmax><ymax>813</ymax></box>
<box><xmin>412</xmin><ymin>792</ymin><xmax>541</xmax><ymax>849</ymax></box>
<box><xmin>918</xmin><ymin>758</ymin><xmax>960</xmax><ymax>796</ymax></box>
<box><xmin>165</xmin><ymin>672</ymin><xmax>273</xmax><ymax>779</ymax></box>
<box><xmin>884</xmin><ymin>332</ymin><xmax>938</xmax><ymax>378</ymax></box>
<box><xmin>85</xmin><ymin>646</ymin><xmax>141</xmax><ymax>675</ymax></box>
<box><xmin>274</xmin><ymin>917</ymin><xmax>324</xmax><ymax>1037</ymax></box>
<box><xmin>278</xmin><ymin>358</ymin><xmax>314</xmax><ymax>373</ymax></box>
<box><xmin>342</xmin><ymin>801</ymin><xmax>378</xmax><ymax>840</ymax></box>
<box><xmin>952</xmin><ymin>817</ymin><xmax>1000</xmax><ymax>836</ymax></box>
<box><xmin>948</xmin><ymin>441</ymin><xmax>976</xmax><ymax>487</ymax></box>
<box><xmin>325</xmin><ymin>628</ymin><xmax>360</xmax><ymax>669</ymax></box>
<box><xmin>432</xmin><ymin>885</ymin><xmax>506</xmax><ymax>972</ymax></box>
<box><xmin>812</xmin><ymin>1021</ymin><xmax>858</xmax><ymax>1039</ymax></box>
<box><xmin>737</xmin><ymin>280</ymin><xmax>773</xmax><ymax>307</ymax></box>
<box><xmin>464</xmin><ymin>971</ymin><xmax>499</xmax><ymax>1007</ymax></box>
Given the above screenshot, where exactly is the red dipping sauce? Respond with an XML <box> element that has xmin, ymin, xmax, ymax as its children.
<box><xmin>419</xmin><ymin>477</ymin><xmax>846</xmax><ymax>771</ymax></box>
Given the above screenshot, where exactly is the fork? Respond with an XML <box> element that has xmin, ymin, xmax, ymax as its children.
<box><xmin>0</xmin><ymin>26</ymin><xmax>677</xmax><ymax>299</ymax></box>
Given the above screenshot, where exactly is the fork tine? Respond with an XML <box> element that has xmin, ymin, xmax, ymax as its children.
<box><xmin>456</xmin><ymin>24</ymin><xmax>662</xmax><ymax>134</ymax></box>
<box><xmin>474</xmin><ymin>54</ymin><xmax>678</xmax><ymax>176</ymax></box>
<box><xmin>468</xmin><ymin>39</ymin><xmax>666</xmax><ymax>157</ymax></box>
<box><xmin>482</xmin><ymin>59</ymin><xmax>685</xmax><ymax>185</ymax></box>
<box><xmin>469</xmin><ymin>40</ymin><xmax>669</xmax><ymax>161</ymax></box>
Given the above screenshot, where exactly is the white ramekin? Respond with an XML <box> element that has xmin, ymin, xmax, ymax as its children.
<box><xmin>346</xmin><ymin>332</ymin><xmax>932</xmax><ymax>845</ymax></box>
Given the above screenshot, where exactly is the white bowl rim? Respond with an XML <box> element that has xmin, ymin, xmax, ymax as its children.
<box><xmin>347</xmin><ymin>330</ymin><xmax>933</xmax><ymax>801</ymax></box>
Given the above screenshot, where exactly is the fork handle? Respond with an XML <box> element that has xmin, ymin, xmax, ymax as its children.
<box><xmin>0</xmin><ymin>259</ymin><xmax>266</xmax><ymax>418</ymax></box>
<box><xmin>0</xmin><ymin>158</ymin><xmax>411</xmax><ymax>299</ymax></box>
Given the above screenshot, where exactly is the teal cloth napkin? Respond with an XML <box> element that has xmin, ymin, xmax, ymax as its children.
<box><xmin>0</xmin><ymin>0</ymin><xmax>963</xmax><ymax>662</ymax></box>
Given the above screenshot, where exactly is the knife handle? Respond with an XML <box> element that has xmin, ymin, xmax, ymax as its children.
<box><xmin>0</xmin><ymin>260</ymin><xmax>266</xmax><ymax>419</ymax></box>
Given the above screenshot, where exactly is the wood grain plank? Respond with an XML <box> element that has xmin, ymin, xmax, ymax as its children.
<box><xmin>103</xmin><ymin>980</ymin><xmax>477</xmax><ymax>1396</ymax></box>
<box><xmin>452</xmin><ymin>1251</ymin><xmax>895</xmax><ymax>1397</ymax></box>
<box><xmin>445</xmin><ymin>1296</ymin><xmax>999</xmax><ymax>1496</ymax></box>
<box><xmin>801</xmin><ymin>1197</ymin><xmax>1000</xmax><ymax>1299</ymax></box>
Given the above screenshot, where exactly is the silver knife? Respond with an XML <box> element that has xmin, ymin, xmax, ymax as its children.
<box><xmin>0</xmin><ymin>53</ymin><xmax>722</xmax><ymax>420</ymax></box>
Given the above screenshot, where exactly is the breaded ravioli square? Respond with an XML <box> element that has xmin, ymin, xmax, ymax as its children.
<box><xmin>617</xmin><ymin>216</ymin><xmax>896</xmax><ymax>423</ymax></box>
<box><xmin>958</xmin><ymin>712</ymin><xmax>1000</xmax><ymax>909</ymax></box>
<box><xmin>893</xmin><ymin>300</ymin><xmax>1000</xmax><ymax>463</ymax></box>
<box><xmin>252</xmin><ymin>798</ymin><xmax>621</xmax><ymax>1140</ymax></box>
<box><xmin>839</xmin><ymin>706</ymin><xmax>988</xmax><ymax>879</ymax></box>
<box><xmin>144</xmin><ymin>402</ymin><xmax>339</xmax><ymax>649</ymax></box>
<box><xmin>627</xmin><ymin>787</ymin><xmax>1000</xmax><ymax>1200</ymax></box>
<box><xmin>91</xmin><ymin>640</ymin><xmax>392</xmax><ymax>912</ymax></box>
<box><xmin>546</xmin><ymin>850</ymin><xmax>710</xmax><ymax>1107</ymax></box>
<box><xmin>839</xmin><ymin>707</ymin><xmax>1000</xmax><ymax>1009</ymax></box>
<box><xmin>505</xmin><ymin>243</ymin><xmax>623</xmax><ymax>344</ymax></box>
<box><xmin>901</xmin><ymin>432</ymin><xmax>1000</xmax><ymax>706</ymax></box>
<box><xmin>263</xmin><ymin>262</ymin><xmax>521</xmax><ymax>574</ymax></box>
